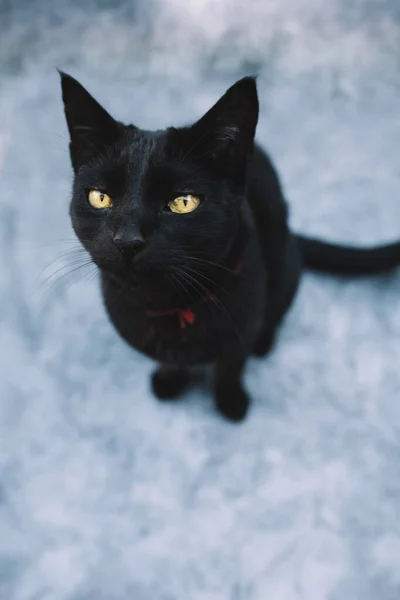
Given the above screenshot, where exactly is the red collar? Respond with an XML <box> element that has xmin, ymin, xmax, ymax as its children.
<box><xmin>147</xmin><ymin>261</ymin><xmax>243</xmax><ymax>329</ymax></box>
<box><xmin>147</xmin><ymin>306</ymin><xmax>197</xmax><ymax>329</ymax></box>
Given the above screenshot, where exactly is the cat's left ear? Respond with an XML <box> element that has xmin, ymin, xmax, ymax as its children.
<box><xmin>192</xmin><ymin>76</ymin><xmax>259</xmax><ymax>165</ymax></box>
<box><xmin>59</xmin><ymin>71</ymin><xmax>120</xmax><ymax>172</ymax></box>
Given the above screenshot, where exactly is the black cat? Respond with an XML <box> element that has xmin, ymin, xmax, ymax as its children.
<box><xmin>60</xmin><ymin>72</ymin><xmax>400</xmax><ymax>421</ymax></box>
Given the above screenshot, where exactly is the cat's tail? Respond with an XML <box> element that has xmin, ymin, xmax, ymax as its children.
<box><xmin>296</xmin><ymin>234</ymin><xmax>400</xmax><ymax>275</ymax></box>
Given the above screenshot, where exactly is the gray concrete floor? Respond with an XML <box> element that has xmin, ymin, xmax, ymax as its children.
<box><xmin>1</xmin><ymin>1</ymin><xmax>400</xmax><ymax>598</ymax></box>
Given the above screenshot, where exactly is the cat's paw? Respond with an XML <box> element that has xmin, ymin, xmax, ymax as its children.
<box><xmin>252</xmin><ymin>327</ymin><xmax>276</xmax><ymax>357</ymax></box>
<box><xmin>215</xmin><ymin>383</ymin><xmax>250</xmax><ymax>422</ymax></box>
<box><xmin>151</xmin><ymin>367</ymin><xmax>190</xmax><ymax>400</ymax></box>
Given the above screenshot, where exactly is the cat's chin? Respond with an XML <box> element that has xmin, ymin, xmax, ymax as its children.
<box><xmin>102</xmin><ymin>270</ymin><xmax>140</xmax><ymax>289</ymax></box>
<box><xmin>101</xmin><ymin>265</ymin><xmax>164</xmax><ymax>291</ymax></box>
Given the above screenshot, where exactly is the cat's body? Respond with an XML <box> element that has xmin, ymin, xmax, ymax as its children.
<box><xmin>102</xmin><ymin>144</ymin><xmax>300</xmax><ymax>366</ymax></box>
<box><xmin>61</xmin><ymin>73</ymin><xmax>400</xmax><ymax>420</ymax></box>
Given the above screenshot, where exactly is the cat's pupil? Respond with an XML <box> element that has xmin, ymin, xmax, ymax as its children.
<box><xmin>100</xmin><ymin>194</ymin><xmax>104</xmax><ymax>203</ymax></box>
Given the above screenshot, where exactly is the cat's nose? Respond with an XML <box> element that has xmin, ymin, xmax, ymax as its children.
<box><xmin>113</xmin><ymin>231</ymin><xmax>145</xmax><ymax>260</ymax></box>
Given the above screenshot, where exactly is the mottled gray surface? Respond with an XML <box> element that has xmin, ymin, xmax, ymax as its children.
<box><xmin>1</xmin><ymin>0</ymin><xmax>400</xmax><ymax>598</ymax></box>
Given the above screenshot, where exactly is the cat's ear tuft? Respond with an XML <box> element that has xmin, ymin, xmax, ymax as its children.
<box><xmin>59</xmin><ymin>71</ymin><xmax>119</xmax><ymax>172</ymax></box>
<box><xmin>193</xmin><ymin>76</ymin><xmax>259</xmax><ymax>166</ymax></box>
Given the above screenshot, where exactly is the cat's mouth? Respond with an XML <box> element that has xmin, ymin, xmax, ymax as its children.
<box><xmin>100</xmin><ymin>266</ymin><xmax>140</xmax><ymax>291</ymax></box>
<box><xmin>100</xmin><ymin>259</ymin><xmax>166</xmax><ymax>289</ymax></box>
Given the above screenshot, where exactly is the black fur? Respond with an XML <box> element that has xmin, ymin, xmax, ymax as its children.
<box><xmin>60</xmin><ymin>72</ymin><xmax>400</xmax><ymax>421</ymax></box>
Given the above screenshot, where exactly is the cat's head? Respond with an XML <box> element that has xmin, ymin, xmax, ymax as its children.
<box><xmin>60</xmin><ymin>72</ymin><xmax>259</xmax><ymax>293</ymax></box>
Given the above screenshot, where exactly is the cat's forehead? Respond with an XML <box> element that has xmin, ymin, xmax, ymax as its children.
<box><xmin>87</xmin><ymin>125</ymin><xmax>202</xmax><ymax>197</ymax></box>
<box><xmin>112</xmin><ymin>126</ymin><xmax>197</xmax><ymax>177</ymax></box>
<box><xmin>120</xmin><ymin>126</ymin><xmax>163</xmax><ymax>159</ymax></box>
<box><xmin>92</xmin><ymin>127</ymin><xmax>165</xmax><ymax>184</ymax></box>
<box><xmin>115</xmin><ymin>126</ymin><xmax>182</xmax><ymax>168</ymax></box>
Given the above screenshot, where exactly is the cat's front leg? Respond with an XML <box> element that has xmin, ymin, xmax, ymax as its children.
<box><xmin>214</xmin><ymin>353</ymin><xmax>250</xmax><ymax>421</ymax></box>
<box><xmin>152</xmin><ymin>365</ymin><xmax>190</xmax><ymax>400</ymax></box>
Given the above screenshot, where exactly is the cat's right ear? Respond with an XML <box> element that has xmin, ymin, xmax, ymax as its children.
<box><xmin>184</xmin><ymin>77</ymin><xmax>259</xmax><ymax>183</ymax></box>
<box><xmin>59</xmin><ymin>71</ymin><xmax>120</xmax><ymax>172</ymax></box>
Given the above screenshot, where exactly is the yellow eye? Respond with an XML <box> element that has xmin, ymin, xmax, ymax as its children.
<box><xmin>168</xmin><ymin>194</ymin><xmax>200</xmax><ymax>214</ymax></box>
<box><xmin>88</xmin><ymin>190</ymin><xmax>113</xmax><ymax>209</ymax></box>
